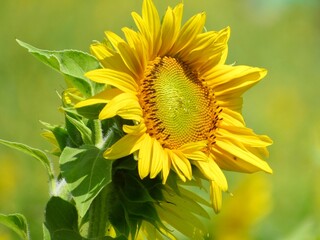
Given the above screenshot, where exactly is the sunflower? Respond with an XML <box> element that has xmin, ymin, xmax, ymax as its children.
<box><xmin>76</xmin><ymin>0</ymin><xmax>272</xmax><ymax>212</ymax></box>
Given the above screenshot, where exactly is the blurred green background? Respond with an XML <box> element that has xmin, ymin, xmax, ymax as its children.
<box><xmin>0</xmin><ymin>0</ymin><xmax>319</xmax><ymax>239</ymax></box>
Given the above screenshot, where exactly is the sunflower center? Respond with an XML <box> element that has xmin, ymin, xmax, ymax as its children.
<box><xmin>140</xmin><ymin>56</ymin><xmax>219</xmax><ymax>149</ymax></box>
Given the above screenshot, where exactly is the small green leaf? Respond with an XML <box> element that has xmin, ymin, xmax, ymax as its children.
<box><xmin>60</xmin><ymin>145</ymin><xmax>112</xmax><ymax>218</ymax></box>
<box><xmin>40</xmin><ymin>121</ymin><xmax>71</xmax><ymax>151</ymax></box>
<box><xmin>0</xmin><ymin>213</ymin><xmax>29</xmax><ymax>240</ymax></box>
<box><xmin>17</xmin><ymin>40</ymin><xmax>101</xmax><ymax>97</ymax></box>
<box><xmin>45</xmin><ymin>197</ymin><xmax>82</xmax><ymax>240</ymax></box>
<box><xmin>64</xmin><ymin>113</ymin><xmax>84</xmax><ymax>147</ymax></box>
<box><xmin>65</xmin><ymin>115</ymin><xmax>93</xmax><ymax>145</ymax></box>
<box><xmin>0</xmin><ymin>139</ymin><xmax>55</xmax><ymax>184</ymax></box>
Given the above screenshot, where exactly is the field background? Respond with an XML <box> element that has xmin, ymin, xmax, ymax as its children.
<box><xmin>0</xmin><ymin>0</ymin><xmax>319</xmax><ymax>239</ymax></box>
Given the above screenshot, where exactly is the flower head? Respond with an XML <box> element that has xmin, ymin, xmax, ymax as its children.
<box><xmin>76</xmin><ymin>0</ymin><xmax>272</xmax><ymax>213</ymax></box>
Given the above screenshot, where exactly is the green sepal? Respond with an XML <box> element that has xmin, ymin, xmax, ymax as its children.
<box><xmin>65</xmin><ymin>115</ymin><xmax>93</xmax><ymax>145</ymax></box>
<box><xmin>59</xmin><ymin>145</ymin><xmax>112</xmax><ymax>218</ymax></box>
<box><xmin>0</xmin><ymin>213</ymin><xmax>30</xmax><ymax>240</ymax></box>
<box><xmin>40</xmin><ymin>121</ymin><xmax>71</xmax><ymax>152</ymax></box>
<box><xmin>16</xmin><ymin>39</ymin><xmax>102</xmax><ymax>97</ymax></box>
<box><xmin>45</xmin><ymin>197</ymin><xmax>82</xmax><ymax>240</ymax></box>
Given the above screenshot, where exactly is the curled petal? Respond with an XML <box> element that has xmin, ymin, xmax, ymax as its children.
<box><xmin>99</xmin><ymin>92</ymin><xmax>143</xmax><ymax>121</ymax></box>
<box><xmin>104</xmin><ymin>133</ymin><xmax>145</xmax><ymax>160</ymax></box>
<box><xmin>75</xmin><ymin>88</ymin><xmax>122</xmax><ymax>108</ymax></box>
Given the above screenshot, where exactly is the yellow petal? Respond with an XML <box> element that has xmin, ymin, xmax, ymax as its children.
<box><xmin>90</xmin><ymin>43</ymin><xmax>133</xmax><ymax>76</ymax></box>
<box><xmin>194</xmin><ymin>157</ymin><xmax>228</xmax><ymax>191</ymax></box>
<box><xmin>216</xmin><ymin>139</ymin><xmax>273</xmax><ymax>173</ymax></box>
<box><xmin>138</xmin><ymin>134</ymin><xmax>154</xmax><ymax>179</ymax></box>
<box><xmin>220</xmin><ymin>108</ymin><xmax>245</xmax><ymax>127</ymax></box>
<box><xmin>218</xmin><ymin>126</ymin><xmax>273</xmax><ymax>148</ymax></box>
<box><xmin>170</xmin><ymin>150</ymin><xmax>192</xmax><ymax>181</ymax></box>
<box><xmin>75</xmin><ymin>88</ymin><xmax>122</xmax><ymax>108</ymax></box>
<box><xmin>142</xmin><ymin>0</ymin><xmax>161</xmax><ymax>56</ymax></box>
<box><xmin>104</xmin><ymin>133</ymin><xmax>145</xmax><ymax>160</ymax></box>
<box><xmin>106</xmin><ymin>31</ymin><xmax>143</xmax><ymax>78</ymax></box>
<box><xmin>117</xmin><ymin>42</ymin><xmax>143</xmax><ymax>79</ymax></box>
<box><xmin>158</xmin><ymin>4</ymin><xmax>183</xmax><ymax>56</ymax></box>
<box><xmin>178</xmin><ymin>140</ymin><xmax>207</xmax><ymax>153</ymax></box>
<box><xmin>159</xmin><ymin>7</ymin><xmax>174</xmax><ymax>55</ymax></box>
<box><xmin>123</xmin><ymin>123</ymin><xmax>147</xmax><ymax>135</ymax></box>
<box><xmin>99</xmin><ymin>92</ymin><xmax>142</xmax><ymax>121</ymax></box>
<box><xmin>142</xmin><ymin>0</ymin><xmax>160</xmax><ymax>36</ymax></box>
<box><xmin>178</xmin><ymin>141</ymin><xmax>208</xmax><ymax>161</ymax></box>
<box><xmin>149</xmin><ymin>139</ymin><xmax>164</xmax><ymax>179</ymax></box>
<box><xmin>169</xmin><ymin>12</ymin><xmax>206</xmax><ymax>55</ymax></box>
<box><xmin>162</xmin><ymin>149</ymin><xmax>171</xmax><ymax>184</ymax></box>
<box><xmin>85</xmin><ymin>69</ymin><xmax>138</xmax><ymax>94</ymax></box>
<box><xmin>105</xmin><ymin>31</ymin><xmax>125</xmax><ymax>49</ymax></box>
<box><xmin>122</xmin><ymin>27</ymin><xmax>148</xmax><ymax>70</ymax></box>
<box><xmin>172</xmin><ymin>3</ymin><xmax>184</xmax><ymax>30</ymax></box>
<box><xmin>216</xmin><ymin>96</ymin><xmax>243</xmax><ymax>112</ymax></box>
<box><xmin>210</xmin><ymin>181</ymin><xmax>222</xmax><ymax>213</ymax></box>
<box><xmin>212</xmin><ymin>147</ymin><xmax>260</xmax><ymax>173</ymax></box>
<box><xmin>197</xmin><ymin>27</ymin><xmax>230</xmax><ymax>72</ymax></box>
<box><xmin>131</xmin><ymin>12</ymin><xmax>152</xmax><ymax>57</ymax></box>
<box><xmin>205</xmin><ymin>65</ymin><xmax>267</xmax><ymax>97</ymax></box>
<box><xmin>186</xmin><ymin>27</ymin><xmax>230</xmax><ymax>71</ymax></box>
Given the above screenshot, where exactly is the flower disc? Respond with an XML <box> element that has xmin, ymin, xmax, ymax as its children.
<box><xmin>140</xmin><ymin>56</ymin><xmax>218</xmax><ymax>149</ymax></box>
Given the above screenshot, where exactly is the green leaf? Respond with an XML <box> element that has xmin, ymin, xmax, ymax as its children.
<box><xmin>64</xmin><ymin>113</ymin><xmax>84</xmax><ymax>147</ymax></box>
<box><xmin>60</xmin><ymin>145</ymin><xmax>112</xmax><ymax>218</ymax></box>
<box><xmin>0</xmin><ymin>139</ymin><xmax>55</xmax><ymax>186</ymax></box>
<box><xmin>17</xmin><ymin>39</ymin><xmax>101</xmax><ymax>97</ymax></box>
<box><xmin>45</xmin><ymin>197</ymin><xmax>82</xmax><ymax>240</ymax></box>
<box><xmin>119</xmin><ymin>174</ymin><xmax>154</xmax><ymax>203</ymax></box>
<box><xmin>0</xmin><ymin>213</ymin><xmax>29</xmax><ymax>240</ymax></box>
<box><xmin>65</xmin><ymin>115</ymin><xmax>93</xmax><ymax>145</ymax></box>
<box><xmin>40</xmin><ymin>121</ymin><xmax>71</xmax><ymax>151</ymax></box>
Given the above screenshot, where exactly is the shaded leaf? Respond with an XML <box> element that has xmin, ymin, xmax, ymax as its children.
<box><xmin>45</xmin><ymin>197</ymin><xmax>82</xmax><ymax>240</ymax></box>
<box><xmin>60</xmin><ymin>145</ymin><xmax>112</xmax><ymax>218</ymax></box>
<box><xmin>65</xmin><ymin>115</ymin><xmax>93</xmax><ymax>145</ymax></box>
<box><xmin>64</xmin><ymin>113</ymin><xmax>84</xmax><ymax>147</ymax></box>
<box><xmin>0</xmin><ymin>213</ymin><xmax>29</xmax><ymax>240</ymax></box>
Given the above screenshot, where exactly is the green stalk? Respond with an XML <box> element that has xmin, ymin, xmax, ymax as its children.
<box><xmin>87</xmin><ymin>119</ymin><xmax>111</xmax><ymax>238</ymax></box>
<box><xmin>93</xmin><ymin>119</ymin><xmax>103</xmax><ymax>147</ymax></box>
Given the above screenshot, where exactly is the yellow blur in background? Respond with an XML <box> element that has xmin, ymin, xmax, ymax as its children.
<box><xmin>0</xmin><ymin>0</ymin><xmax>319</xmax><ymax>239</ymax></box>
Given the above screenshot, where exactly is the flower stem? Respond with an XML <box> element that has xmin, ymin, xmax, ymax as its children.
<box><xmin>93</xmin><ymin>119</ymin><xmax>103</xmax><ymax>147</ymax></box>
